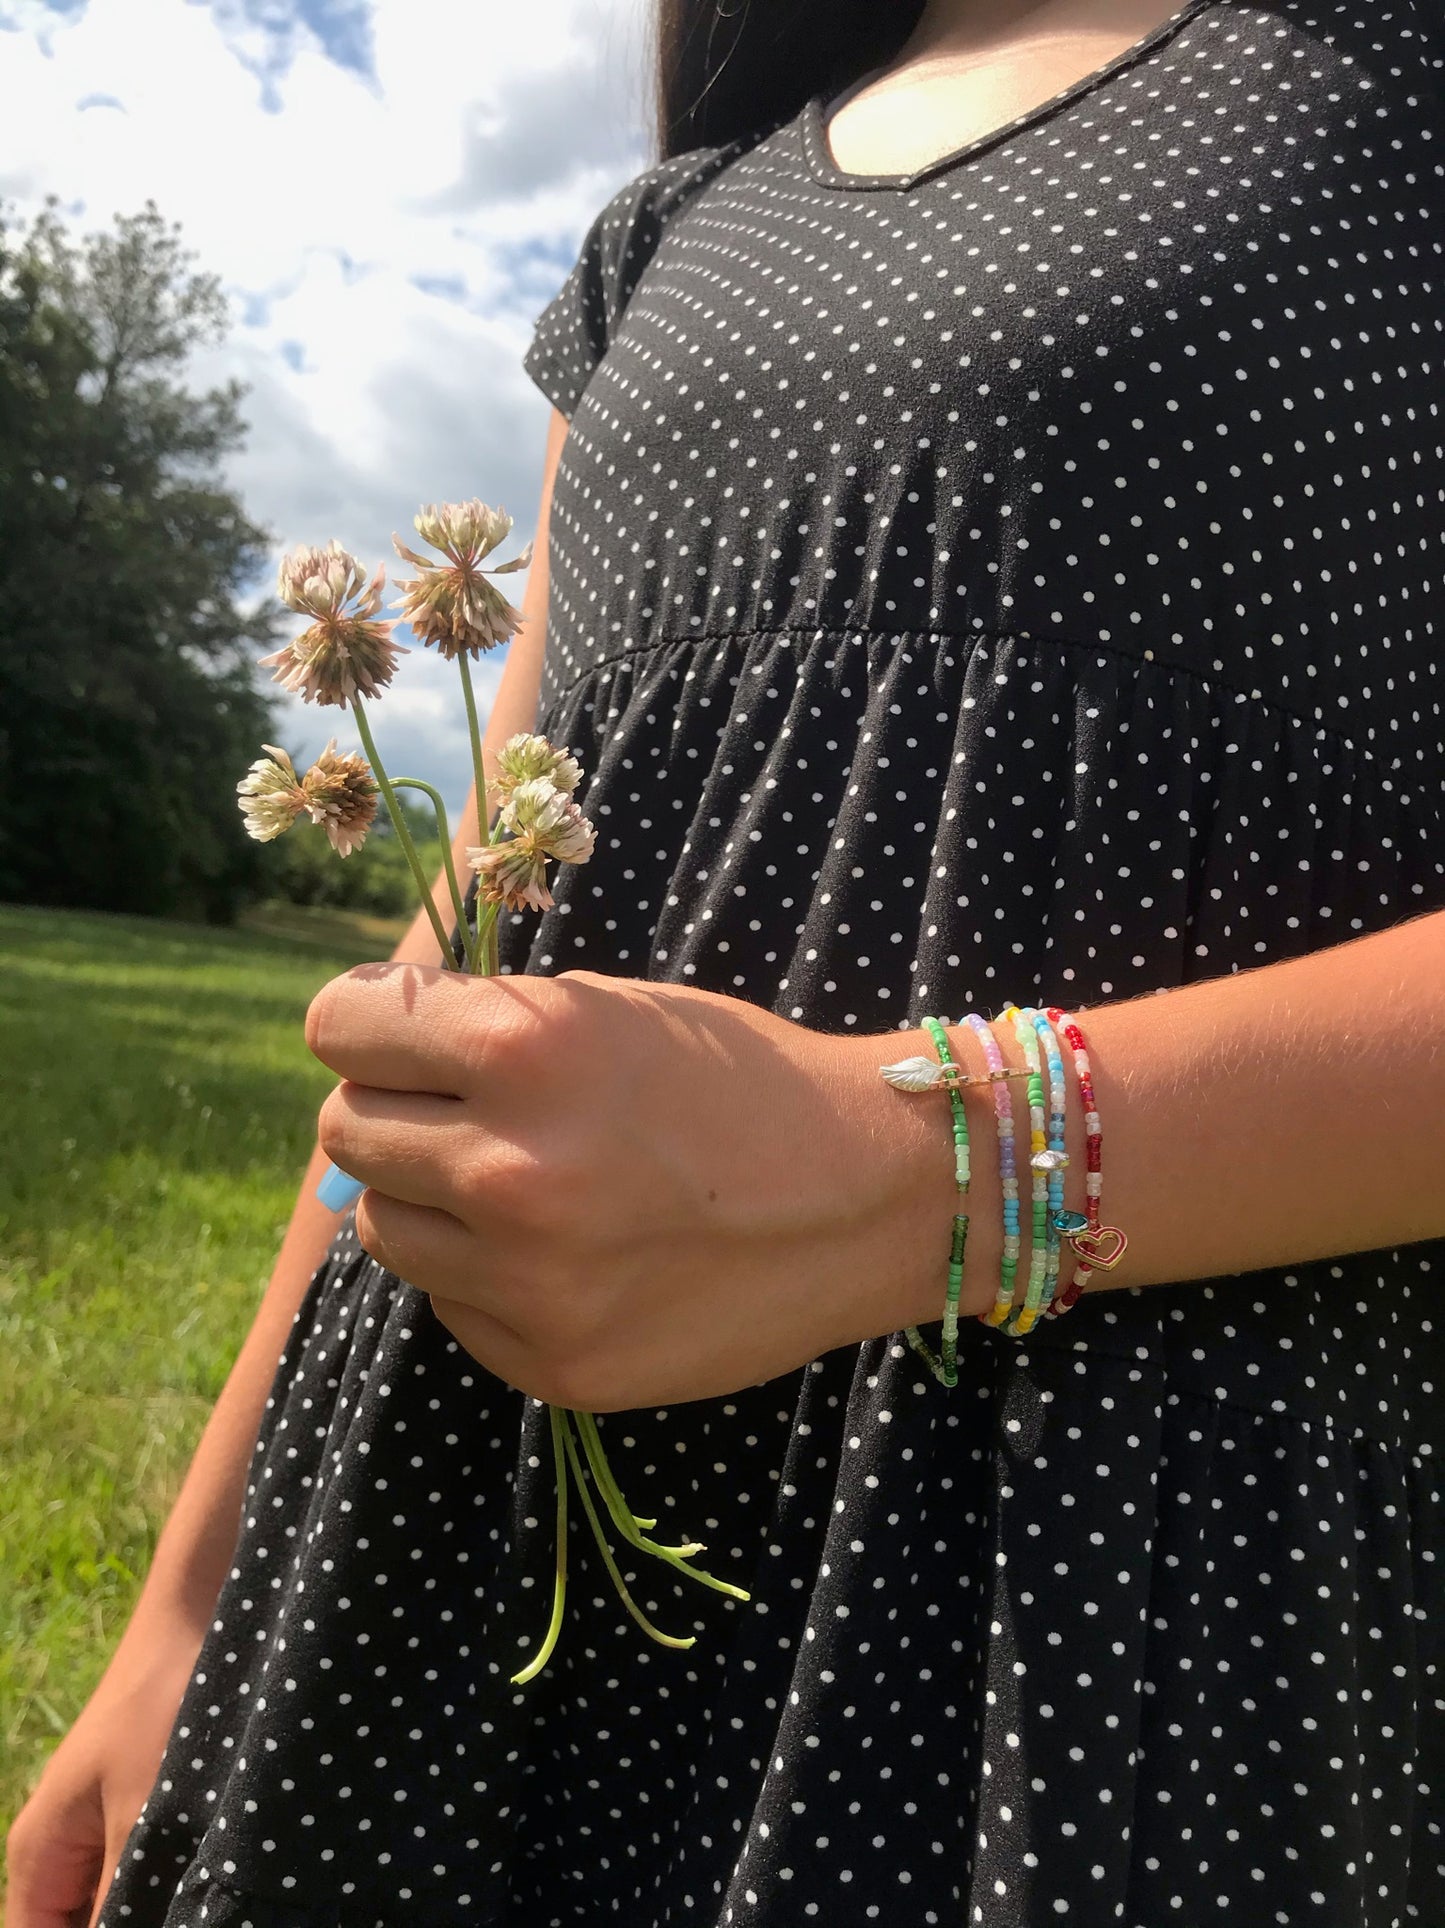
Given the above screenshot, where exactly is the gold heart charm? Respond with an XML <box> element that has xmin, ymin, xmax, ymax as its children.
<box><xmin>1065</xmin><ymin>1223</ymin><xmax>1128</xmax><ymax>1271</ymax></box>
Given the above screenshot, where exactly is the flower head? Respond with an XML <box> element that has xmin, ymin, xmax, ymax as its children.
<box><xmin>300</xmin><ymin>739</ymin><xmax>380</xmax><ymax>857</ymax></box>
<box><xmin>467</xmin><ymin>837</ymin><xmax>554</xmax><ymax>913</ymax></box>
<box><xmin>259</xmin><ymin>540</ymin><xmax>408</xmax><ymax>707</ymax></box>
<box><xmin>275</xmin><ymin>541</ymin><xmax>354</xmax><ymax>614</ymax></box>
<box><xmin>502</xmin><ymin>777</ymin><xmax>596</xmax><ymax>864</ymax></box>
<box><xmin>392</xmin><ymin>498</ymin><xmax>532</xmax><ymax>660</ymax></box>
<box><xmin>466</xmin><ymin>779</ymin><xmax>596</xmax><ymax>914</ymax></box>
<box><xmin>237</xmin><ymin>745</ymin><xmax>307</xmax><ymax>842</ymax></box>
<box><xmin>489</xmin><ymin>732</ymin><xmax>583</xmax><ymax>807</ymax></box>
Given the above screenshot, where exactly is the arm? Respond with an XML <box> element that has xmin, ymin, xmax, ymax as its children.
<box><xmin>2</xmin><ymin>408</ymin><xmax>570</xmax><ymax>1928</ymax></box>
<box><xmin>922</xmin><ymin>904</ymin><xmax>1445</xmax><ymax>1310</ymax></box>
<box><xmin>297</xmin><ymin>900</ymin><xmax>1445</xmax><ymax>1416</ymax></box>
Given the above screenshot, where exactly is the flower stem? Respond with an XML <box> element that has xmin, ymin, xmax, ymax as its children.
<box><xmin>557</xmin><ymin>1411</ymin><xmax>695</xmax><ymax>1654</ymax></box>
<box><xmin>570</xmin><ymin>1414</ymin><xmax>656</xmax><ymax>1530</ymax></box>
<box><xmin>574</xmin><ymin>1413</ymin><xmax>751</xmax><ymax>1602</ymax></box>
<box><xmin>510</xmin><ymin>1406</ymin><xmax>570</xmax><ymax>1686</ymax></box>
<box><xmin>457</xmin><ymin>653</ymin><xmax>488</xmax><ymax>849</ymax></box>
<box><xmin>469</xmin><ymin>799</ymin><xmax>512</xmax><ymax>973</ymax></box>
<box><xmin>391</xmin><ymin>778</ymin><xmax>476</xmax><ymax>970</ymax></box>
<box><xmin>350</xmin><ymin>699</ymin><xmax>456</xmax><ymax>969</ymax></box>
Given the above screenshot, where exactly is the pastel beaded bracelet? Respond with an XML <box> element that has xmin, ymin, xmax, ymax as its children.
<box><xmin>994</xmin><ymin>1005</ymin><xmax>1071</xmax><ymax>1336</ymax></box>
<box><xmin>1025</xmin><ymin>1005</ymin><xmax>1071</xmax><ymax>1330</ymax></box>
<box><xmin>959</xmin><ymin>1011</ymin><xmax>1022</xmax><ymax>1328</ymax></box>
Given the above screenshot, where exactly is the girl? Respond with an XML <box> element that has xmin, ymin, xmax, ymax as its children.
<box><xmin>10</xmin><ymin>0</ymin><xmax>1443</xmax><ymax>1922</ymax></box>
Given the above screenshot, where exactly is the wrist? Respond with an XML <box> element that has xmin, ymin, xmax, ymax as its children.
<box><xmin>862</xmin><ymin>1002</ymin><xmax>1108</xmax><ymax>1341</ymax></box>
<box><xmin>849</xmin><ymin>1015</ymin><xmax>1014</xmax><ymax>1334</ymax></box>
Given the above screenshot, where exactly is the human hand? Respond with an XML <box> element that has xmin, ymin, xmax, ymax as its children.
<box><xmin>306</xmin><ymin>964</ymin><xmax>970</xmax><ymax>1411</ymax></box>
<box><xmin>5</xmin><ymin>1619</ymin><xmax>204</xmax><ymax>1928</ymax></box>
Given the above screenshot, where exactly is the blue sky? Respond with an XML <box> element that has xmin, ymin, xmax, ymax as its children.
<box><xmin>0</xmin><ymin>0</ymin><xmax>652</xmax><ymax>812</ymax></box>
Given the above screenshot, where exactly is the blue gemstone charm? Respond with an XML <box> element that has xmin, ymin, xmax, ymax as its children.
<box><xmin>1050</xmin><ymin>1208</ymin><xmax>1090</xmax><ymax>1234</ymax></box>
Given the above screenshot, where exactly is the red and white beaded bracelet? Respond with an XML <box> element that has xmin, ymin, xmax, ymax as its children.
<box><xmin>1043</xmin><ymin>1007</ymin><xmax>1128</xmax><ymax>1315</ymax></box>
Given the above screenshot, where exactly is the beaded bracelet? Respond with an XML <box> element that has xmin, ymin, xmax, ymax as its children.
<box><xmin>996</xmin><ymin>1006</ymin><xmax>1072</xmax><ymax>1335</ymax></box>
<box><xmin>1022</xmin><ymin>1006</ymin><xmax>1071</xmax><ymax>1332</ymax></box>
<box><xmin>1001</xmin><ymin>1003</ymin><xmax>1050</xmax><ymax>1330</ymax></box>
<box><xmin>967</xmin><ymin>1011</ymin><xmax>1027</xmax><ymax>1330</ymax></box>
<box><xmin>879</xmin><ymin>1006</ymin><xmax>1115</xmax><ymax>1365</ymax></box>
<box><xmin>892</xmin><ymin>1015</ymin><xmax>971</xmax><ymax>1388</ymax></box>
<box><xmin>872</xmin><ymin>1010</ymin><xmax>1034</xmax><ymax>1357</ymax></box>
<box><xmin>1043</xmin><ymin>1006</ymin><xmax>1128</xmax><ymax>1313</ymax></box>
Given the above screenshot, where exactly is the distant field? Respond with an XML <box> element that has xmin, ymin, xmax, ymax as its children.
<box><xmin>0</xmin><ymin>902</ymin><xmax>401</xmax><ymax>1826</ymax></box>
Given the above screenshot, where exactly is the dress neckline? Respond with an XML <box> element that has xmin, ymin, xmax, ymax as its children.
<box><xmin>800</xmin><ymin>0</ymin><xmax>1211</xmax><ymax>193</ymax></box>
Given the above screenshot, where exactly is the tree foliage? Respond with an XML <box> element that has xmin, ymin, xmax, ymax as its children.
<box><xmin>0</xmin><ymin>198</ymin><xmax>281</xmax><ymax>921</ymax></box>
<box><xmin>255</xmin><ymin>789</ymin><xmax>445</xmax><ymax>919</ymax></box>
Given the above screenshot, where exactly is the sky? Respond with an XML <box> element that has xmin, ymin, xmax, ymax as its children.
<box><xmin>0</xmin><ymin>0</ymin><xmax>654</xmax><ymax>813</ymax></box>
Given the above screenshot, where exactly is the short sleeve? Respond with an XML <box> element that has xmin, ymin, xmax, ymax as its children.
<box><xmin>521</xmin><ymin>142</ymin><xmax>746</xmax><ymax>421</ymax></box>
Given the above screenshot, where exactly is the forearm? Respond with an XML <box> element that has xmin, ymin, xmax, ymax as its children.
<box><xmin>918</xmin><ymin>907</ymin><xmax>1445</xmax><ymax>1310</ymax></box>
<box><xmin>121</xmin><ymin>1138</ymin><xmax>340</xmax><ymax>1640</ymax></box>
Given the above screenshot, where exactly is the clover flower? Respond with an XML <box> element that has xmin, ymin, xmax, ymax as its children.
<box><xmin>467</xmin><ymin>777</ymin><xmax>595</xmax><ymax>913</ymax></box>
<box><xmin>502</xmin><ymin>777</ymin><xmax>597</xmax><ymax>863</ymax></box>
<box><xmin>237</xmin><ymin>745</ymin><xmax>308</xmax><ymax>842</ymax></box>
<box><xmin>489</xmin><ymin>731</ymin><xmax>583</xmax><ymax>807</ymax></box>
<box><xmin>258</xmin><ymin>540</ymin><xmax>408</xmax><ymax>707</ymax></box>
<box><xmin>300</xmin><ymin>739</ymin><xmax>379</xmax><ymax>857</ymax></box>
<box><xmin>392</xmin><ymin>498</ymin><xmax>532</xmax><ymax>659</ymax></box>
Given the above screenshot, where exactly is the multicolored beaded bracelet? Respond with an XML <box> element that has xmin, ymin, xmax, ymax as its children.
<box><xmin>968</xmin><ymin>1010</ymin><xmax>1028</xmax><ymax>1330</ymax></box>
<box><xmin>996</xmin><ymin>1006</ymin><xmax>1073</xmax><ymax>1335</ymax></box>
<box><xmin>1043</xmin><ymin>1006</ymin><xmax>1129</xmax><ymax>1313</ymax></box>
<box><xmin>879</xmin><ymin>1015</ymin><xmax>1031</xmax><ymax>1383</ymax></box>
<box><xmin>1001</xmin><ymin>1003</ymin><xmax>1051</xmax><ymax>1329</ymax></box>
<box><xmin>1023</xmin><ymin>1005</ymin><xmax>1071</xmax><ymax>1332</ymax></box>
<box><xmin>879</xmin><ymin>1006</ymin><xmax>1121</xmax><ymax>1363</ymax></box>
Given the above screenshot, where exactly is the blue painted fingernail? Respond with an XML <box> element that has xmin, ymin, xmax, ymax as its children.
<box><xmin>316</xmin><ymin>1163</ymin><xmax>366</xmax><ymax>1212</ymax></box>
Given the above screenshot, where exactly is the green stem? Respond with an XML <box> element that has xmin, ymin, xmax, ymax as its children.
<box><xmin>558</xmin><ymin>1411</ymin><xmax>696</xmax><ymax>1653</ymax></box>
<box><xmin>470</xmin><ymin>799</ymin><xmax>514</xmax><ymax>974</ymax></box>
<box><xmin>510</xmin><ymin>1406</ymin><xmax>570</xmax><ymax>1686</ymax></box>
<box><xmin>574</xmin><ymin>1413</ymin><xmax>751</xmax><ymax>1602</ymax></box>
<box><xmin>391</xmin><ymin>778</ymin><xmax>475</xmax><ymax>971</ymax></box>
<box><xmin>350</xmin><ymin>700</ymin><xmax>456</xmax><ymax>969</ymax></box>
<box><xmin>457</xmin><ymin>653</ymin><xmax>488</xmax><ymax>850</ymax></box>
<box><xmin>571</xmin><ymin>1413</ymin><xmax>656</xmax><ymax>1531</ymax></box>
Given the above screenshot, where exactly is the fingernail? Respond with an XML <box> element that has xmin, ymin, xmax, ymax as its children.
<box><xmin>316</xmin><ymin>1163</ymin><xmax>366</xmax><ymax>1212</ymax></box>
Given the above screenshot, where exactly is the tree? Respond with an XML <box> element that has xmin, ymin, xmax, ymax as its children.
<box><xmin>255</xmin><ymin>789</ymin><xmax>445</xmax><ymax>919</ymax></box>
<box><xmin>0</xmin><ymin>198</ymin><xmax>281</xmax><ymax>921</ymax></box>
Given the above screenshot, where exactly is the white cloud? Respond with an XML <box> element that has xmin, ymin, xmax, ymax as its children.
<box><xmin>0</xmin><ymin>0</ymin><xmax>653</xmax><ymax>811</ymax></box>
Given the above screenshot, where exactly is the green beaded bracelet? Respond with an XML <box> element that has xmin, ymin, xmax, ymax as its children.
<box><xmin>900</xmin><ymin>1014</ymin><xmax>970</xmax><ymax>1389</ymax></box>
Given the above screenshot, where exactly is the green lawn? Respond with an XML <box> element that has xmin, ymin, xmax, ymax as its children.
<box><xmin>0</xmin><ymin>902</ymin><xmax>401</xmax><ymax>1826</ymax></box>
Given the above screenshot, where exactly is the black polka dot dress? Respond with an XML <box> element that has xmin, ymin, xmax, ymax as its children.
<box><xmin>104</xmin><ymin>5</ymin><xmax>1445</xmax><ymax>1924</ymax></box>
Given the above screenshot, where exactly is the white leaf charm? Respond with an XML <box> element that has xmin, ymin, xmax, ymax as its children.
<box><xmin>879</xmin><ymin>1054</ymin><xmax>946</xmax><ymax>1092</ymax></box>
<box><xmin>1030</xmin><ymin>1148</ymin><xmax>1071</xmax><ymax>1172</ymax></box>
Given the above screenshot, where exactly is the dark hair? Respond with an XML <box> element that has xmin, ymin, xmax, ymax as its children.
<box><xmin>654</xmin><ymin>0</ymin><xmax>927</xmax><ymax>159</ymax></box>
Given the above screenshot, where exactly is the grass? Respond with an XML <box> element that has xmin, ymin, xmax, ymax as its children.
<box><xmin>0</xmin><ymin>901</ymin><xmax>403</xmax><ymax>1830</ymax></box>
